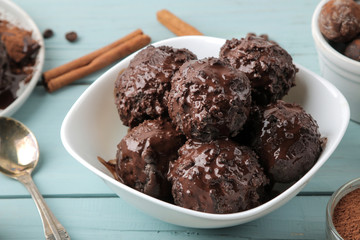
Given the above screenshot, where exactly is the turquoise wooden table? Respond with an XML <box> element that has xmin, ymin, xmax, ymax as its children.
<box><xmin>1</xmin><ymin>0</ymin><xmax>359</xmax><ymax>239</ymax></box>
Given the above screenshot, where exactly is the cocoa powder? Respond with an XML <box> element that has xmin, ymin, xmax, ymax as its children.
<box><xmin>333</xmin><ymin>188</ymin><xmax>360</xmax><ymax>240</ymax></box>
<box><xmin>0</xmin><ymin>20</ymin><xmax>40</xmax><ymax>63</ymax></box>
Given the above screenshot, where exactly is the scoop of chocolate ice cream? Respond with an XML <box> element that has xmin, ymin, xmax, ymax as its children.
<box><xmin>219</xmin><ymin>34</ymin><xmax>297</xmax><ymax>106</ymax></box>
<box><xmin>251</xmin><ymin>100</ymin><xmax>323</xmax><ymax>183</ymax></box>
<box><xmin>115</xmin><ymin>119</ymin><xmax>185</xmax><ymax>201</ymax></box>
<box><xmin>114</xmin><ymin>45</ymin><xmax>197</xmax><ymax>127</ymax></box>
<box><xmin>319</xmin><ymin>0</ymin><xmax>360</xmax><ymax>43</ymax></box>
<box><xmin>344</xmin><ymin>37</ymin><xmax>360</xmax><ymax>61</ymax></box>
<box><xmin>167</xmin><ymin>138</ymin><xmax>269</xmax><ymax>214</ymax></box>
<box><xmin>167</xmin><ymin>57</ymin><xmax>251</xmax><ymax>142</ymax></box>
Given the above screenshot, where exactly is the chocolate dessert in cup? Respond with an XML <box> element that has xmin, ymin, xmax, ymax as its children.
<box><xmin>312</xmin><ymin>0</ymin><xmax>360</xmax><ymax>122</ymax></box>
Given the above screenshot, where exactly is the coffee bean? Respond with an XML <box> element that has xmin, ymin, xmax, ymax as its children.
<box><xmin>43</xmin><ymin>29</ymin><xmax>54</xmax><ymax>39</ymax></box>
<box><xmin>65</xmin><ymin>31</ymin><xmax>78</xmax><ymax>42</ymax></box>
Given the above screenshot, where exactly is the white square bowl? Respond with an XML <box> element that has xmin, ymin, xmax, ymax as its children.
<box><xmin>61</xmin><ymin>36</ymin><xmax>350</xmax><ymax>228</ymax></box>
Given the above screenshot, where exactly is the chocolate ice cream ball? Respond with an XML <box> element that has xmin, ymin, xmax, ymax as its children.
<box><xmin>167</xmin><ymin>138</ymin><xmax>269</xmax><ymax>214</ymax></box>
<box><xmin>114</xmin><ymin>45</ymin><xmax>197</xmax><ymax>127</ymax></box>
<box><xmin>252</xmin><ymin>100</ymin><xmax>323</xmax><ymax>183</ymax></box>
<box><xmin>219</xmin><ymin>34</ymin><xmax>297</xmax><ymax>106</ymax></box>
<box><xmin>115</xmin><ymin>119</ymin><xmax>185</xmax><ymax>201</ymax></box>
<box><xmin>167</xmin><ymin>57</ymin><xmax>251</xmax><ymax>142</ymax></box>
<box><xmin>344</xmin><ymin>37</ymin><xmax>360</xmax><ymax>61</ymax></box>
<box><xmin>319</xmin><ymin>0</ymin><xmax>360</xmax><ymax>43</ymax></box>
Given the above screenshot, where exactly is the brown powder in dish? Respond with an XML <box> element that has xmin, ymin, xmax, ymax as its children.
<box><xmin>333</xmin><ymin>188</ymin><xmax>360</xmax><ymax>240</ymax></box>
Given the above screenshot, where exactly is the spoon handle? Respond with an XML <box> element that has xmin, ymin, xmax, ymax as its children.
<box><xmin>18</xmin><ymin>173</ymin><xmax>71</xmax><ymax>240</ymax></box>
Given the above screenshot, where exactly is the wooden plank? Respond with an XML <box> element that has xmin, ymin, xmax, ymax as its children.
<box><xmin>0</xmin><ymin>1</ymin><xmax>357</xmax><ymax>239</ymax></box>
<box><xmin>13</xmin><ymin>0</ymin><xmax>320</xmax><ymax>76</ymax></box>
<box><xmin>0</xmin><ymin>196</ymin><xmax>329</xmax><ymax>240</ymax></box>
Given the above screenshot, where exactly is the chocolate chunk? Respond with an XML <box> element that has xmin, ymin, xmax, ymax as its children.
<box><xmin>65</xmin><ymin>31</ymin><xmax>78</xmax><ymax>42</ymax></box>
<box><xmin>43</xmin><ymin>29</ymin><xmax>54</xmax><ymax>39</ymax></box>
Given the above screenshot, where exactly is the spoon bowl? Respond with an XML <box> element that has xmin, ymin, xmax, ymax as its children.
<box><xmin>0</xmin><ymin>117</ymin><xmax>70</xmax><ymax>240</ymax></box>
<box><xmin>0</xmin><ymin>117</ymin><xmax>39</xmax><ymax>178</ymax></box>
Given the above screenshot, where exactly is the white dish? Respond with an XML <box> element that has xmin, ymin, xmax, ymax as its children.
<box><xmin>0</xmin><ymin>0</ymin><xmax>45</xmax><ymax>117</ymax></box>
<box><xmin>61</xmin><ymin>36</ymin><xmax>350</xmax><ymax>228</ymax></box>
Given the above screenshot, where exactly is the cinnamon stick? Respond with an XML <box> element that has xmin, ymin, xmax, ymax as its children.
<box><xmin>156</xmin><ymin>9</ymin><xmax>203</xmax><ymax>36</ymax></box>
<box><xmin>43</xmin><ymin>29</ymin><xmax>151</xmax><ymax>92</ymax></box>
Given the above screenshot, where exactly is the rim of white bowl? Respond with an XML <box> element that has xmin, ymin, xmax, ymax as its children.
<box><xmin>311</xmin><ymin>0</ymin><xmax>360</xmax><ymax>69</ymax></box>
<box><xmin>0</xmin><ymin>0</ymin><xmax>45</xmax><ymax>117</ymax></box>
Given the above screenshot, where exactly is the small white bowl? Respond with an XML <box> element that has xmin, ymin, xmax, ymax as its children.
<box><xmin>61</xmin><ymin>36</ymin><xmax>350</xmax><ymax>228</ymax></box>
<box><xmin>312</xmin><ymin>0</ymin><xmax>360</xmax><ymax>123</ymax></box>
<box><xmin>0</xmin><ymin>0</ymin><xmax>45</xmax><ymax>117</ymax></box>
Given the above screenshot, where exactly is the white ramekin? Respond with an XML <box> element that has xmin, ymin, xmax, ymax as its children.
<box><xmin>312</xmin><ymin>0</ymin><xmax>360</xmax><ymax>123</ymax></box>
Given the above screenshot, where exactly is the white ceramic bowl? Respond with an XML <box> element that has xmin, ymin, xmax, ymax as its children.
<box><xmin>312</xmin><ymin>0</ymin><xmax>360</xmax><ymax>123</ymax></box>
<box><xmin>61</xmin><ymin>36</ymin><xmax>350</xmax><ymax>228</ymax></box>
<box><xmin>0</xmin><ymin>0</ymin><xmax>45</xmax><ymax>117</ymax></box>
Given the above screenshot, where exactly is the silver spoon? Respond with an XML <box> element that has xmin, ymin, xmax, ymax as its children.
<box><xmin>0</xmin><ymin>117</ymin><xmax>70</xmax><ymax>240</ymax></box>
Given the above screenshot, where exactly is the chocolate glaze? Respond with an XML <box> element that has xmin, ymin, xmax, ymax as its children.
<box><xmin>167</xmin><ymin>57</ymin><xmax>251</xmax><ymax>142</ymax></box>
<box><xmin>167</xmin><ymin>138</ymin><xmax>269</xmax><ymax>214</ymax></box>
<box><xmin>252</xmin><ymin>100</ymin><xmax>323</xmax><ymax>183</ymax></box>
<box><xmin>115</xmin><ymin>119</ymin><xmax>185</xmax><ymax>201</ymax></box>
<box><xmin>319</xmin><ymin>0</ymin><xmax>360</xmax><ymax>43</ymax></box>
<box><xmin>219</xmin><ymin>34</ymin><xmax>297</xmax><ymax>106</ymax></box>
<box><xmin>114</xmin><ymin>45</ymin><xmax>197</xmax><ymax>127</ymax></box>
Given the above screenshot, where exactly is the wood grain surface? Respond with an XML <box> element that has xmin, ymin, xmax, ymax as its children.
<box><xmin>0</xmin><ymin>0</ymin><xmax>358</xmax><ymax>239</ymax></box>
